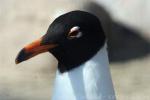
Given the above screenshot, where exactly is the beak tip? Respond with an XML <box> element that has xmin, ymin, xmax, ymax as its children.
<box><xmin>15</xmin><ymin>48</ymin><xmax>27</xmax><ymax>65</ymax></box>
<box><xmin>15</xmin><ymin>59</ymin><xmax>20</xmax><ymax>64</ymax></box>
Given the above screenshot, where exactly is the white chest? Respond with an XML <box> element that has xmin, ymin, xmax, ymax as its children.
<box><xmin>52</xmin><ymin>44</ymin><xmax>116</xmax><ymax>100</ymax></box>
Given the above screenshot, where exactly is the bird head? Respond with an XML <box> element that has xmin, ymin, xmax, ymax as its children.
<box><xmin>15</xmin><ymin>10</ymin><xmax>105</xmax><ymax>72</ymax></box>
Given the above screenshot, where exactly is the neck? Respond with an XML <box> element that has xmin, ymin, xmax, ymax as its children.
<box><xmin>52</xmin><ymin>44</ymin><xmax>116</xmax><ymax>100</ymax></box>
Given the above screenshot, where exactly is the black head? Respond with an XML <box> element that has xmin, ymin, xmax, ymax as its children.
<box><xmin>16</xmin><ymin>10</ymin><xmax>106</xmax><ymax>73</ymax></box>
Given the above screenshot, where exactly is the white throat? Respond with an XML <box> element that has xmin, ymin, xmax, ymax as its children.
<box><xmin>52</xmin><ymin>43</ymin><xmax>116</xmax><ymax>100</ymax></box>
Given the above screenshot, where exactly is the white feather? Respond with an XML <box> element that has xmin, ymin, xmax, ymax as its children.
<box><xmin>52</xmin><ymin>43</ymin><xmax>116</xmax><ymax>100</ymax></box>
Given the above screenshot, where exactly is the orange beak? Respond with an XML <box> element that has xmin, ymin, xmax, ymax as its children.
<box><xmin>15</xmin><ymin>38</ymin><xmax>57</xmax><ymax>64</ymax></box>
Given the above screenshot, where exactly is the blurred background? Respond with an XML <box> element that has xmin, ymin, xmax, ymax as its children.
<box><xmin>0</xmin><ymin>0</ymin><xmax>150</xmax><ymax>100</ymax></box>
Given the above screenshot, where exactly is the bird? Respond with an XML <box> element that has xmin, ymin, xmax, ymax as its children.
<box><xmin>15</xmin><ymin>10</ymin><xmax>116</xmax><ymax>100</ymax></box>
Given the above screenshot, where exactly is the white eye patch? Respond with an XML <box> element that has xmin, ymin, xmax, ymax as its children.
<box><xmin>68</xmin><ymin>26</ymin><xmax>82</xmax><ymax>39</ymax></box>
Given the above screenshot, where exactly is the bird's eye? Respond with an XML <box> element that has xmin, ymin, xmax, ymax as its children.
<box><xmin>67</xmin><ymin>26</ymin><xmax>82</xmax><ymax>39</ymax></box>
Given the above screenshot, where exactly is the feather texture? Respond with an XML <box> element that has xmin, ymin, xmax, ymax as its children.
<box><xmin>52</xmin><ymin>43</ymin><xmax>116</xmax><ymax>100</ymax></box>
